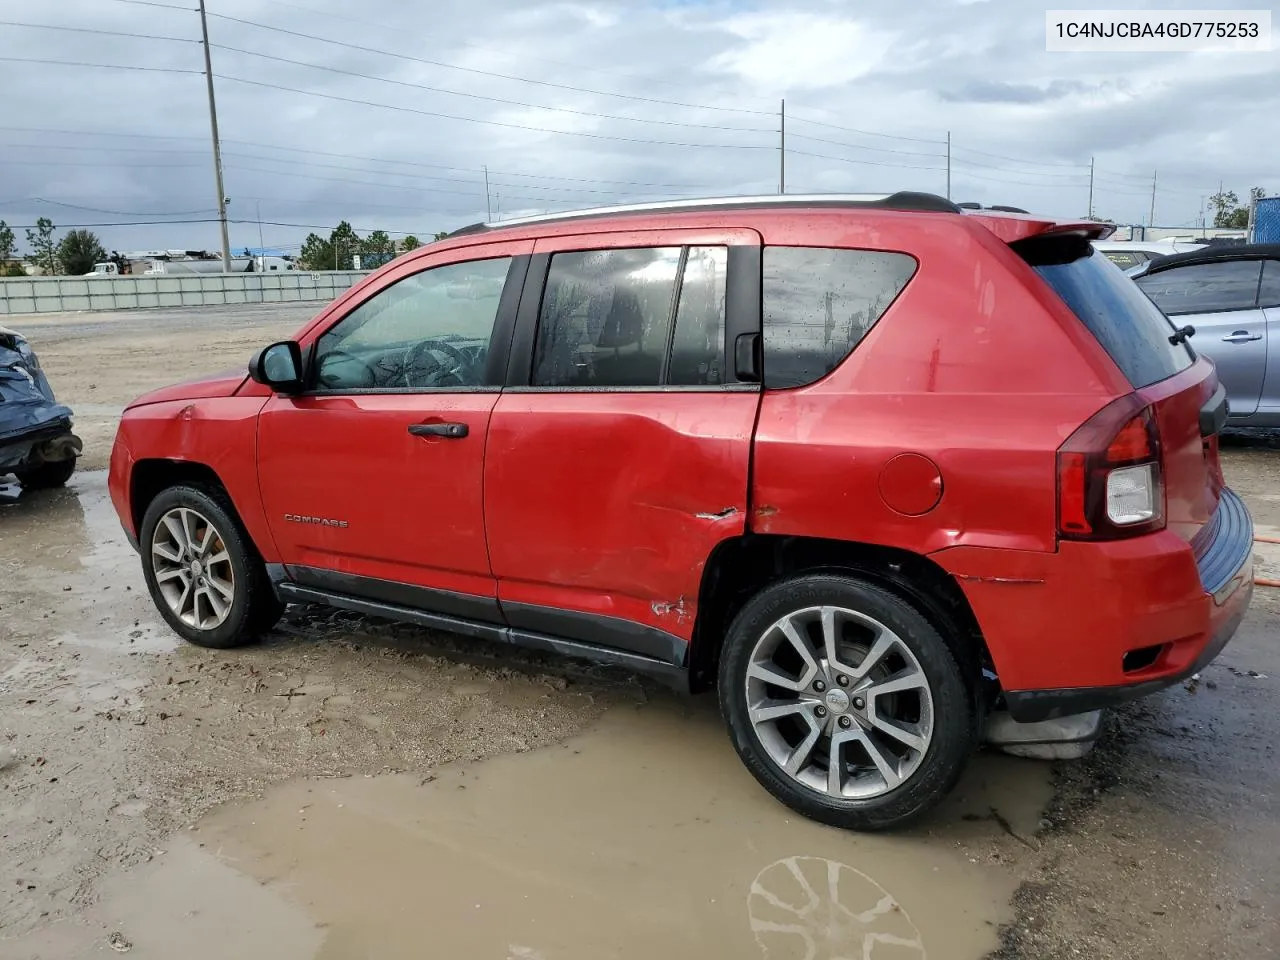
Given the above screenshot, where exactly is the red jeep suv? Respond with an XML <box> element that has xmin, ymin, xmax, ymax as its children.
<box><xmin>108</xmin><ymin>193</ymin><xmax>1254</xmax><ymax>829</ymax></box>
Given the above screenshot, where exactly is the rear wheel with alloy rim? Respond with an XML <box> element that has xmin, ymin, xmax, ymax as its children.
<box><xmin>719</xmin><ymin>573</ymin><xmax>975</xmax><ymax>830</ymax></box>
<box><xmin>140</xmin><ymin>485</ymin><xmax>283</xmax><ymax>648</ymax></box>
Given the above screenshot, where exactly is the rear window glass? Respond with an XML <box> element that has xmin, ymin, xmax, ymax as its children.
<box><xmin>1021</xmin><ymin>237</ymin><xmax>1194</xmax><ymax>389</ymax></box>
<box><xmin>762</xmin><ymin>247</ymin><xmax>917</xmax><ymax>389</ymax></box>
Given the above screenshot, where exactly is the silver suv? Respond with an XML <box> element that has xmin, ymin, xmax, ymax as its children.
<box><xmin>1129</xmin><ymin>244</ymin><xmax>1280</xmax><ymax>428</ymax></box>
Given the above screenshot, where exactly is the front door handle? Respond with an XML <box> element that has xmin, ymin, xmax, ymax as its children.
<box><xmin>1222</xmin><ymin>331</ymin><xmax>1262</xmax><ymax>343</ymax></box>
<box><xmin>408</xmin><ymin>422</ymin><xmax>469</xmax><ymax>439</ymax></box>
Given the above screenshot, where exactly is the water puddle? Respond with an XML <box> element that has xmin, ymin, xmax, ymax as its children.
<box><xmin>49</xmin><ymin>699</ymin><xmax>1045</xmax><ymax>960</ymax></box>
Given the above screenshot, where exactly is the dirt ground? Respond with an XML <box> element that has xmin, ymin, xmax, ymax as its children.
<box><xmin>1</xmin><ymin>304</ymin><xmax>1278</xmax><ymax>959</ymax></box>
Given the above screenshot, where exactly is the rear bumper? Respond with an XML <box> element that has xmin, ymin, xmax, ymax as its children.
<box><xmin>936</xmin><ymin>487</ymin><xmax>1255</xmax><ymax>723</ymax></box>
<box><xmin>1003</xmin><ymin>573</ymin><xmax>1251</xmax><ymax>721</ymax></box>
<box><xmin>0</xmin><ymin>419</ymin><xmax>80</xmax><ymax>472</ymax></box>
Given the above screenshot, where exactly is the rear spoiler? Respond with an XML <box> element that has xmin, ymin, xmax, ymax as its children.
<box><xmin>964</xmin><ymin>211</ymin><xmax>1116</xmax><ymax>245</ymax></box>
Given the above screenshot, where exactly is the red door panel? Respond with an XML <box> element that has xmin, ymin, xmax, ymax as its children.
<box><xmin>484</xmin><ymin>226</ymin><xmax>762</xmax><ymax>652</ymax></box>
<box><xmin>258</xmin><ymin>393</ymin><xmax>498</xmax><ymax>598</ymax></box>
<box><xmin>484</xmin><ymin>392</ymin><xmax>759</xmax><ymax>641</ymax></box>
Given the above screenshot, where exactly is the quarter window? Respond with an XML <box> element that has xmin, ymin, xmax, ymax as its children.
<box><xmin>762</xmin><ymin>247</ymin><xmax>917</xmax><ymax>389</ymax></box>
<box><xmin>533</xmin><ymin>246</ymin><xmax>728</xmax><ymax>387</ymax></box>
<box><xmin>312</xmin><ymin>257</ymin><xmax>511</xmax><ymax>391</ymax></box>
<box><xmin>1136</xmin><ymin>260</ymin><xmax>1263</xmax><ymax>316</ymax></box>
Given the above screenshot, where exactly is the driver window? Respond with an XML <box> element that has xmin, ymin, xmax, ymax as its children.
<box><xmin>312</xmin><ymin>256</ymin><xmax>512</xmax><ymax>391</ymax></box>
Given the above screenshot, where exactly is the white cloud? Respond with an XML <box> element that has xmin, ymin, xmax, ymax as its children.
<box><xmin>0</xmin><ymin>0</ymin><xmax>1272</xmax><ymax>254</ymax></box>
<box><xmin>708</xmin><ymin>12</ymin><xmax>899</xmax><ymax>91</ymax></box>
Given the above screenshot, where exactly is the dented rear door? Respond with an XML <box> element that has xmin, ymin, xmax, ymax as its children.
<box><xmin>483</xmin><ymin>227</ymin><xmax>763</xmax><ymax>665</ymax></box>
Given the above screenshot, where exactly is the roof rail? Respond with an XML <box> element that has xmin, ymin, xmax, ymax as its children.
<box><xmin>956</xmin><ymin>202</ymin><xmax>1030</xmax><ymax>214</ymax></box>
<box><xmin>443</xmin><ymin>191</ymin><xmax>960</xmax><ymax>237</ymax></box>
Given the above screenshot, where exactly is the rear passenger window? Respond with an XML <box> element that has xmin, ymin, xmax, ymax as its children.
<box><xmin>761</xmin><ymin>247</ymin><xmax>917</xmax><ymax>389</ymax></box>
<box><xmin>1135</xmin><ymin>260</ymin><xmax>1263</xmax><ymax>315</ymax></box>
<box><xmin>533</xmin><ymin>246</ymin><xmax>727</xmax><ymax>387</ymax></box>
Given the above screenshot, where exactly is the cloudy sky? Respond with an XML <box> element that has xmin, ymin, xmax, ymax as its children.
<box><xmin>0</xmin><ymin>0</ymin><xmax>1275</xmax><ymax>255</ymax></box>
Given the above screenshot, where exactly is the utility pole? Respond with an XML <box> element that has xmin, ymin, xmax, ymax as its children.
<box><xmin>945</xmin><ymin>131</ymin><xmax>951</xmax><ymax>201</ymax></box>
<box><xmin>483</xmin><ymin>165</ymin><xmax>492</xmax><ymax>221</ymax></box>
<box><xmin>197</xmin><ymin>0</ymin><xmax>231</xmax><ymax>272</ymax></box>
<box><xmin>255</xmin><ymin>201</ymin><xmax>264</xmax><ymax>256</ymax></box>
<box><xmin>1087</xmin><ymin>156</ymin><xmax>1095</xmax><ymax>220</ymax></box>
<box><xmin>1148</xmin><ymin>170</ymin><xmax>1157</xmax><ymax>227</ymax></box>
<box><xmin>779</xmin><ymin>98</ymin><xmax>786</xmax><ymax>195</ymax></box>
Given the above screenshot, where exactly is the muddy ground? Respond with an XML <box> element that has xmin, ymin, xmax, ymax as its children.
<box><xmin>1</xmin><ymin>304</ymin><xmax>1278</xmax><ymax>959</ymax></box>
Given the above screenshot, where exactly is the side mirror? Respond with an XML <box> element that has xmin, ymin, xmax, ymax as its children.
<box><xmin>249</xmin><ymin>341</ymin><xmax>304</xmax><ymax>393</ymax></box>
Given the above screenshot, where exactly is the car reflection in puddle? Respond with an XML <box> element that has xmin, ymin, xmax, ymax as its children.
<box><xmin>749</xmin><ymin>856</ymin><xmax>925</xmax><ymax>960</ymax></box>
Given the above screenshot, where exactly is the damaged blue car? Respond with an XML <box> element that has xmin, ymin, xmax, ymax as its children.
<box><xmin>0</xmin><ymin>325</ymin><xmax>80</xmax><ymax>489</ymax></box>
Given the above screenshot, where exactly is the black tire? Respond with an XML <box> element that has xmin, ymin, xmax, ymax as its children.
<box><xmin>16</xmin><ymin>456</ymin><xmax>76</xmax><ymax>490</ymax></box>
<box><xmin>718</xmin><ymin>573</ymin><xmax>976</xmax><ymax>831</ymax></box>
<box><xmin>139</xmin><ymin>483</ymin><xmax>283</xmax><ymax>649</ymax></box>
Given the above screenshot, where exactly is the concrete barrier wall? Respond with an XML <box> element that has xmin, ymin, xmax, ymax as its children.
<box><xmin>0</xmin><ymin>271</ymin><xmax>370</xmax><ymax>316</ymax></box>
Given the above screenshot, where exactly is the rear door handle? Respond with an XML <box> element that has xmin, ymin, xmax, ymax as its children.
<box><xmin>408</xmin><ymin>422</ymin><xmax>469</xmax><ymax>439</ymax></box>
<box><xmin>1222</xmin><ymin>331</ymin><xmax>1262</xmax><ymax>343</ymax></box>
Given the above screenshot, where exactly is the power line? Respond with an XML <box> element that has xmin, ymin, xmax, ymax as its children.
<box><xmin>784</xmin><ymin>132</ymin><xmax>944</xmax><ymax>160</ymax></box>
<box><xmin>107</xmin><ymin>0</ymin><xmax>193</xmax><ymax>10</ymax></box>
<box><xmin>223</xmin><ymin>150</ymin><xmax>710</xmax><ymax>198</ymax></box>
<box><xmin>215</xmin><ymin>74</ymin><xmax>774</xmax><ymax>150</ymax></box>
<box><xmin>202</xmin><ymin>10</ymin><xmax>775</xmax><ymax>117</ymax></box>
<box><xmin>786</xmin><ymin>149</ymin><xmax>945</xmax><ymax>171</ymax></box>
<box><xmin>0</xmin><ymin>19</ymin><xmax>195</xmax><ymax>42</ymax></box>
<box><xmin>0</xmin><ymin>197</ymin><xmax>216</xmax><ymax>216</ymax></box>
<box><xmin>210</xmin><ymin>43</ymin><xmax>773</xmax><ymax>134</ymax></box>
<box><xmin>785</xmin><ymin>114</ymin><xmax>945</xmax><ymax>145</ymax></box>
<box><xmin>0</xmin><ymin>130</ymin><xmax>726</xmax><ymax>191</ymax></box>
<box><xmin>247</xmin><ymin>0</ymin><xmax>739</xmax><ymax>101</ymax></box>
<box><xmin>0</xmin><ymin>55</ymin><xmax>201</xmax><ymax>74</ymax></box>
<box><xmin>949</xmin><ymin>145</ymin><xmax>1088</xmax><ymax>169</ymax></box>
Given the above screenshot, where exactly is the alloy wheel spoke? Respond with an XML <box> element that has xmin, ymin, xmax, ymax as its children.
<box><xmin>750</xmin><ymin>699</ymin><xmax>815</xmax><ymax>724</ymax></box>
<box><xmin>748</xmin><ymin>661</ymin><xmax>806</xmax><ymax>693</ymax></box>
<box><xmin>202</xmin><ymin>585</ymin><xmax>228</xmax><ymax>620</ymax></box>
<box><xmin>783</xmin><ymin>718</ymin><xmax>822</xmax><ymax>775</ymax></box>
<box><xmin>155</xmin><ymin>566</ymin><xmax>187</xmax><ymax>584</ymax></box>
<box><xmin>206</xmin><ymin>575</ymin><xmax>234</xmax><ymax>601</ymax></box>
<box><xmin>869</xmin><ymin>715</ymin><xmax>927</xmax><ymax>751</ymax></box>
<box><xmin>198</xmin><ymin>523</ymin><xmax>216</xmax><ymax>556</ymax></box>
<box><xmin>180</xmin><ymin>509</ymin><xmax>200</xmax><ymax>555</ymax></box>
<box><xmin>849</xmin><ymin>630</ymin><xmax>895</xmax><ymax>683</ymax></box>
<box><xmin>205</xmin><ymin>549</ymin><xmax>230</xmax><ymax>568</ymax></box>
<box><xmin>827</xmin><ymin>730</ymin><xmax>850</xmax><ymax>795</ymax></box>
<box><xmin>153</xmin><ymin>541</ymin><xmax>183</xmax><ymax>564</ymax></box>
<box><xmin>855</xmin><ymin>729</ymin><xmax>902</xmax><ymax>790</ymax></box>
<box><xmin>867</xmin><ymin>667</ymin><xmax>928</xmax><ymax>699</ymax></box>
<box><xmin>161</xmin><ymin>514</ymin><xmax>188</xmax><ymax>554</ymax></box>
<box><xmin>777</xmin><ymin>617</ymin><xmax>820</xmax><ymax>687</ymax></box>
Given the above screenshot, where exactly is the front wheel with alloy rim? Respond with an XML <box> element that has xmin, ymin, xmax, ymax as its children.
<box><xmin>719</xmin><ymin>574</ymin><xmax>976</xmax><ymax>831</ymax></box>
<box><xmin>140</xmin><ymin>484</ymin><xmax>283</xmax><ymax>649</ymax></box>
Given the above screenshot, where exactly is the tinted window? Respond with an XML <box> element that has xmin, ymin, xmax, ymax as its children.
<box><xmin>1136</xmin><ymin>260</ymin><xmax>1262</xmax><ymax>315</ymax></box>
<box><xmin>1102</xmin><ymin>250</ymin><xmax>1141</xmax><ymax>270</ymax></box>
<box><xmin>1259</xmin><ymin>260</ymin><xmax>1280</xmax><ymax>308</ymax></box>
<box><xmin>313</xmin><ymin>256</ymin><xmax>510</xmax><ymax>390</ymax></box>
<box><xmin>762</xmin><ymin>247</ymin><xmax>917</xmax><ymax>389</ymax></box>
<box><xmin>669</xmin><ymin>246</ymin><xmax>727</xmax><ymax>386</ymax></box>
<box><xmin>1028</xmin><ymin>241</ymin><xmax>1192</xmax><ymax>388</ymax></box>
<box><xmin>533</xmin><ymin>246</ymin><xmax>728</xmax><ymax>388</ymax></box>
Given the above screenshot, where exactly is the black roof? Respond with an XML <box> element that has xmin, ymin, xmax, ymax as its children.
<box><xmin>1142</xmin><ymin>242</ymin><xmax>1280</xmax><ymax>274</ymax></box>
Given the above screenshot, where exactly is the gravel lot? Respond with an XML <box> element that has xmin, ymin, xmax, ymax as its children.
<box><xmin>1</xmin><ymin>303</ymin><xmax>1277</xmax><ymax>959</ymax></box>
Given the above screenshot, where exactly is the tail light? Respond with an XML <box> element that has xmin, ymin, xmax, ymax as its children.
<box><xmin>1057</xmin><ymin>394</ymin><xmax>1164</xmax><ymax>540</ymax></box>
